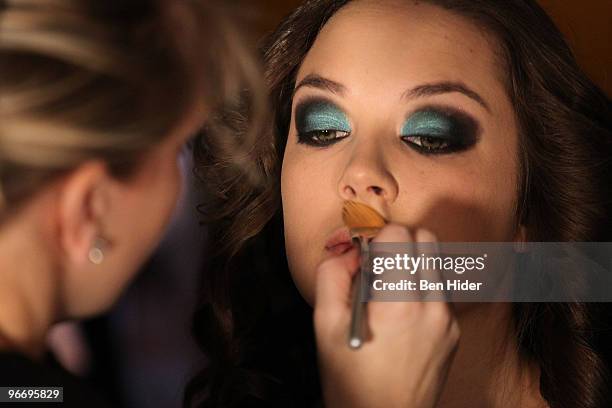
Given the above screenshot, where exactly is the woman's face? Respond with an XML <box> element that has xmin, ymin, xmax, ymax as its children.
<box><xmin>281</xmin><ymin>0</ymin><xmax>522</xmax><ymax>304</ymax></box>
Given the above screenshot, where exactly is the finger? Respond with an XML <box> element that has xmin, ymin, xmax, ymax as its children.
<box><xmin>314</xmin><ymin>247</ymin><xmax>360</xmax><ymax>331</ymax></box>
<box><xmin>371</xmin><ymin>223</ymin><xmax>413</xmax><ymax>244</ymax></box>
<box><xmin>415</xmin><ymin>228</ymin><xmax>447</xmax><ymax>302</ymax></box>
<box><xmin>369</xmin><ymin>224</ymin><xmax>415</xmax><ymax>322</ymax></box>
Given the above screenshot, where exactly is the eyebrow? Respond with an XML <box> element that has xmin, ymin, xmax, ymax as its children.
<box><xmin>293</xmin><ymin>74</ymin><xmax>346</xmax><ymax>96</ymax></box>
<box><xmin>293</xmin><ymin>74</ymin><xmax>490</xmax><ymax>113</ymax></box>
<box><xmin>402</xmin><ymin>81</ymin><xmax>491</xmax><ymax>113</ymax></box>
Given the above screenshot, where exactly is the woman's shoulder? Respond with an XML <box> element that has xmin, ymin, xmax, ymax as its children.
<box><xmin>0</xmin><ymin>351</ymin><xmax>112</xmax><ymax>408</ymax></box>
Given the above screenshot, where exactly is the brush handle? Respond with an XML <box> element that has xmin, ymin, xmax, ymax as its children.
<box><xmin>348</xmin><ymin>236</ymin><xmax>369</xmax><ymax>349</ymax></box>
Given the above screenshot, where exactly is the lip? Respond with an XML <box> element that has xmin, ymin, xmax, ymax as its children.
<box><xmin>325</xmin><ymin>227</ymin><xmax>355</xmax><ymax>255</ymax></box>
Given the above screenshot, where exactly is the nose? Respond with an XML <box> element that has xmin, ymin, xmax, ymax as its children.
<box><xmin>338</xmin><ymin>144</ymin><xmax>399</xmax><ymax>207</ymax></box>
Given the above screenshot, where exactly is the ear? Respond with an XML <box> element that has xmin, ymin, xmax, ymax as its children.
<box><xmin>57</xmin><ymin>161</ymin><xmax>111</xmax><ymax>266</ymax></box>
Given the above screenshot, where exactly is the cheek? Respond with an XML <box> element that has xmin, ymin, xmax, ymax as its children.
<box><xmin>281</xmin><ymin>149</ymin><xmax>311</xmax><ymax>299</ymax></box>
<box><xmin>281</xmin><ymin>145</ymin><xmax>336</xmax><ymax>303</ymax></box>
<box><xmin>145</xmin><ymin>153</ymin><xmax>182</xmax><ymax>237</ymax></box>
<box><xmin>121</xmin><ymin>152</ymin><xmax>182</xmax><ymax>255</ymax></box>
<box><xmin>393</xmin><ymin>148</ymin><xmax>519</xmax><ymax>242</ymax></box>
<box><xmin>281</xmin><ymin>154</ymin><xmax>320</xmax><ymax>241</ymax></box>
<box><xmin>407</xmin><ymin>178</ymin><xmax>516</xmax><ymax>241</ymax></box>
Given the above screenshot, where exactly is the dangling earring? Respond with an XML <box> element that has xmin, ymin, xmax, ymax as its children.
<box><xmin>88</xmin><ymin>237</ymin><xmax>107</xmax><ymax>265</ymax></box>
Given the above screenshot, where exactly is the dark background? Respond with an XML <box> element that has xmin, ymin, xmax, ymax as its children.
<box><xmin>252</xmin><ymin>0</ymin><xmax>611</xmax><ymax>96</ymax></box>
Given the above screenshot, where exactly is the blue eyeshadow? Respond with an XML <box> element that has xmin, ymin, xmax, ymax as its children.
<box><xmin>296</xmin><ymin>100</ymin><xmax>351</xmax><ymax>134</ymax></box>
<box><xmin>400</xmin><ymin>110</ymin><xmax>456</xmax><ymax>138</ymax></box>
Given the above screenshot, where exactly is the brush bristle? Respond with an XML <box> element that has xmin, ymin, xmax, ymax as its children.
<box><xmin>342</xmin><ymin>200</ymin><xmax>386</xmax><ymax>229</ymax></box>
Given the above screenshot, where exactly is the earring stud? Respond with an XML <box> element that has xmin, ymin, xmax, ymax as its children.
<box><xmin>88</xmin><ymin>238</ymin><xmax>107</xmax><ymax>265</ymax></box>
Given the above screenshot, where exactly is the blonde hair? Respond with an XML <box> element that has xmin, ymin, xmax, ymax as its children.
<box><xmin>0</xmin><ymin>0</ymin><xmax>266</xmax><ymax>220</ymax></box>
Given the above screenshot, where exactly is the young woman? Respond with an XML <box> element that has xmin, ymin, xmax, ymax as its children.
<box><xmin>191</xmin><ymin>0</ymin><xmax>612</xmax><ymax>407</ymax></box>
<box><xmin>0</xmin><ymin>0</ymin><xmax>263</xmax><ymax>405</ymax></box>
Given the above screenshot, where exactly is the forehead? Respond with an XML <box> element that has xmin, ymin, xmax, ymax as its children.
<box><xmin>297</xmin><ymin>0</ymin><xmax>507</xmax><ymax>106</ymax></box>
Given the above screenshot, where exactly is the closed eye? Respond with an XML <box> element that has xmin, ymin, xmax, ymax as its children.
<box><xmin>400</xmin><ymin>107</ymin><xmax>479</xmax><ymax>155</ymax></box>
<box><xmin>401</xmin><ymin>135</ymin><xmax>454</xmax><ymax>153</ymax></box>
<box><xmin>294</xmin><ymin>97</ymin><xmax>352</xmax><ymax>148</ymax></box>
<box><xmin>298</xmin><ymin>129</ymin><xmax>350</xmax><ymax>146</ymax></box>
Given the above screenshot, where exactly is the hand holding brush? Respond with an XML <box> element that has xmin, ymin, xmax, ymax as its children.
<box><xmin>313</xmin><ymin>222</ymin><xmax>460</xmax><ymax>408</ymax></box>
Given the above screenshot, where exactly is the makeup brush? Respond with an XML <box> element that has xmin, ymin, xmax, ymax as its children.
<box><xmin>342</xmin><ymin>200</ymin><xmax>387</xmax><ymax>349</ymax></box>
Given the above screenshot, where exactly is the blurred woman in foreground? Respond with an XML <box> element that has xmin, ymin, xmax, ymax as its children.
<box><xmin>0</xmin><ymin>0</ymin><xmax>262</xmax><ymax>405</ymax></box>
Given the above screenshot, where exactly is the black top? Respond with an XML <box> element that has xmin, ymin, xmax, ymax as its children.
<box><xmin>0</xmin><ymin>352</ymin><xmax>112</xmax><ymax>407</ymax></box>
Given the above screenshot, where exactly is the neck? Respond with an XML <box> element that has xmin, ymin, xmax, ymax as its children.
<box><xmin>0</xmin><ymin>215</ymin><xmax>59</xmax><ymax>360</ymax></box>
<box><xmin>438</xmin><ymin>303</ymin><xmax>546</xmax><ymax>408</ymax></box>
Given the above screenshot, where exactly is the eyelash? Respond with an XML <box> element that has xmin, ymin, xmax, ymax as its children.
<box><xmin>400</xmin><ymin>135</ymin><xmax>463</xmax><ymax>155</ymax></box>
<box><xmin>297</xmin><ymin>129</ymin><xmax>351</xmax><ymax>147</ymax></box>
<box><xmin>297</xmin><ymin>131</ymin><xmax>467</xmax><ymax>154</ymax></box>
